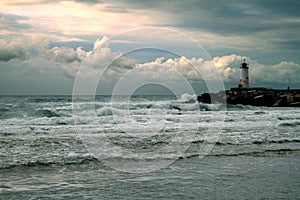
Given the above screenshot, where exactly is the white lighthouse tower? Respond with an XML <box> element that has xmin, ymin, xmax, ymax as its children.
<box><xmin>239</xmin><ymin>59</ymin><xmax>249</xmax><ymax>88</ymax></box>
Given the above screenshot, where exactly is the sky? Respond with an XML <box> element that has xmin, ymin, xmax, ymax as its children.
<box><xmin>0</xmin><ymin>0</ymin><xmax>300</xmax><ymax>95</ymax></box>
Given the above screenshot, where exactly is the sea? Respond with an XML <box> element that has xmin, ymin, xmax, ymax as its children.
<box><xmin>0</xmin><ymin>95</ymin><xmax>299</xmax><ymax>199</ymax></box>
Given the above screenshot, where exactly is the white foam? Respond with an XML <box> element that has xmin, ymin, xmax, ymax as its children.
<box><xmin>180</xmin><ymin>93</ymin><xmax>197</xmax><ymax>103</ymax></box>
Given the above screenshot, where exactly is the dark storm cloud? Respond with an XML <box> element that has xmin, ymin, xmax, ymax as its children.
<box><xmin>253</xmin><ymin>0</ymin><xmax>300</xmax><ymax>17</ymax></box>
<box><xmin>106</xmin><ymin>0</ymin><xmax>300</xmax><ymax>34</ymax></box>
<box><xmin>107</xmin><ymin>0</ymin><xmax>300</xmax><ymax>17</ymax></box>
<box><xmin>103</xmin><ymin>0</ymin><xmax>300</xmax><ymax>58</ymax></box>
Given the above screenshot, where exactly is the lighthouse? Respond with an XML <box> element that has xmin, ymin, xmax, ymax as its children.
<box><xmin>239</xmin><ymin>59</ymin><xmax>249</xmax><ymax>88</ymax></box>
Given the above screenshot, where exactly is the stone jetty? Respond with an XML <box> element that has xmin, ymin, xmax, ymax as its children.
<box><xmin>197</xmin><ymin>87</ymin><xmax>300</xmax><ymax>107</ymax></box>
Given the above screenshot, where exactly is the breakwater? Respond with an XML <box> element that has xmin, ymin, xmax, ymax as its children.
<box><xmin>197</xmin><ymin>88</ymin><xmax>300</xmax><ymax>107</ymax></box>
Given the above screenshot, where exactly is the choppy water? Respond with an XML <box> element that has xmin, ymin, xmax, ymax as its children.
<box><xmin>0</xmin><ymin>95</ymin><xmax>299</xmax><ymax>199</ymax></box>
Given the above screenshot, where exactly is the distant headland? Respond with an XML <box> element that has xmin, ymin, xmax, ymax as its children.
<box><xmin>197</xmin><ymin>59</ymin><xmax>300</xmax><ymax>107</ymax></box>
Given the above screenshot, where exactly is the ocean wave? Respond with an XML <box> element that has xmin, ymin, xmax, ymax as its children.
<box><xmin>0</xmin><ymin>107</ymin><xmax>10</xmax><ymax>113</ymax></box>
<box><xmin>226</xmin><ymin>104</ymin><xmax>256</xmax><ymax>110</ymax></box>
<box><xmin>199</xmin><ymin>103</ymin><xmax>223</xmax><ymax>111</ymax></box>
<box><xmin>198</xmin><ymin>103</ymin><xmax>257</xmax><ymax>111</ymax></box>
<box><xmin>97</xmin><ymin>102</ymin><xmax>199</xmax><ymax>113</ymax></box>
<box><xmin>34</xmin><ymin>109</ymin><xmax>60</xmax><ymax>118</ymax></box>
<box><xmin>185</xmin><ymin>138</ymin><xmax>300</xmax><ymax>146</ymax></box>
<box><xmin>0</xmin><ymin>154</ymin><xmax>98</xmax><ymax>170</ymax></box>
<box><xmin>278</xmin><ymin>116</ymin><xmax>300</xmax><ymax>120</ymax></box>
<box><xmin>277</xmin><ymin>121</ymin><xmax>300</xmax><ymax>127</ymax></box>
<box><xmin>181</xmin><ymin>148</ymin><xmax>300</xmax><ymax>159</ymax></box>
<box><xmin>29</xmin><ymin>96</ymin><xmax>72</xmax><ymax>103</ymax></box>
<box><xmin>254</xmin><ymin>139</ymin><xmax>300</xmax><ymax>144</ymax></box>
<box><xmin>0</xmin><ymin>104</ymin><xmax>13</xmax><ymax>119</ymax></box>
<box><xmin>253</xmin><ymin>111</ymin><xmax>267</xmax><ymax>115</ymax></box>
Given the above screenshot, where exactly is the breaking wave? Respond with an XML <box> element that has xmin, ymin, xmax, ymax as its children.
<box><xmin>97</xmin><ymin>107</ymin><xmax>125</xmax><ymax>116</ymax></box>
<box><xmin>180</xmin><ymin>93</ymin><xmax>197</xmax><ymax>103</ymax></box>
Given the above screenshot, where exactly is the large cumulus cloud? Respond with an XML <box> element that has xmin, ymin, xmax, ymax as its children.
<box><xmin>0</xmin><ymin>36</ymin><xmax>299</xmax><ymax>94</ymax></box>
<box><xmin>135</xmin><ymin>54</ymin><xmax>300</xmax><ymax>86</ymax></box>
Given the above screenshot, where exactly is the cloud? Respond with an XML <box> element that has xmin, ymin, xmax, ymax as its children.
<box><xmin>81</xmin><ymin>36</ymin><xmax>136</xmax><ymax>79</ymax></box>
<box><xmin>0</xmin><ymin>39</ymin><xmax>30</xmax><ymax>61</ymax></box>
<box><xmin>0</xmin><ymin>35</ymin><xmax>299</xmax><ymax>95</ymax></box>
<box><xmin>135</xmin><ymin>54</ymin><xmax>300</xmax><ymax>85</ymax></box>
<box><xmin>0</xmin><ymin>1</ymin><xmax>152</xmax><ymax>36</ymax></box>
<box><xmin>47</xmin><ymin>46</ymin><xmax>83</xmax><ymax>63</ymax></box>
<box><xmin>1</xmin><ymin>0</ymin><xmax>102</xmax><ymax>6</ymax></box>
<box><xmin>2</xmin><ymin>0</ymin><xmax>299</xmax><ymax>65</ymax></box>
<box><xmin>112</xmin><ymin>0</ymin><xmax>300</xmax><ymax>26</ymax></box>
<box><xmin>208</xmin><ymin>55</ymin><xmax>300</xmax><ymax>85</ymax></box>
<box><xmin>103</xmin><ymin>5</ymin><xmax>130</xmax><ymax>13</ymax></box>
<box><xmin>135</xmin><ymin>57</ymin><xmax>201</xmax><ymax>81</ymax></box>
<box><xmin>0</xmin><ymin>36</ymin><xmax>86</xmax><ymax>78</ymax></box>
<box><xmin>0</xmin><ymin>13</ymin><xmax>32</xmax><ymax>34</ymax></box>
<box><xmin>0</xmin><ymin>35</ymin><xmax>90</xmax><ymax>94</ymax></box>
<box><xmin>131</xmin><ymin>55</ymin><xmax>237</xmax><ymax>85</ymax></box>
<box><xmin>103</xmin><ymin>0</ymin><xmax>300</xmax><ymax>54</ymax></box>
<box><xmin>93</xmin><ymin>36</ymin><xmax>110</xmax><ymax>50</ymax></box>
<box><xmin>0</xmin><ymin>57</ymin><xmax>74</xmax><ymax>94</ymax></box>
<box><xmin>251</xmin><ymin>61</ymin><xmax>300</xmax><ymax>83</ymax></box>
